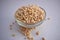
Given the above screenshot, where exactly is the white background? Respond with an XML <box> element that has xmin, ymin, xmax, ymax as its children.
<box><xmin>0</xmin><ymin>0</ymin><xmax>60</xmax><ymax>40</ymax></box>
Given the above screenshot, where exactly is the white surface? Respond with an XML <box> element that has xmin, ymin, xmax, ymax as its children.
<box><xmin>0</xmin><ymin>0</ymin><xmax>60</xmax><ymax>40</ymax></box>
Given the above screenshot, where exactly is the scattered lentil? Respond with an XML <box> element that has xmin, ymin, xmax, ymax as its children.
<box><xmin>36</xmin><ymin>31</ymin><xmax>40</xmax><ymax>35</ymax></box>
<box><xmin>42</xmin><ymin>37</ymin><xmax>45</xmax><ymax>40</ymax></box>
<box><xmin>12</xmin><ymin>34</ymin><xmax>16</xmax><ymax>37</ymax></box>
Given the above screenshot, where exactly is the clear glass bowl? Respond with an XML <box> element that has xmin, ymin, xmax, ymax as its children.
<box><xmin>15</xmin><ymin>7</ymin><xmax>46</xmax><ymax>28</ymax></box>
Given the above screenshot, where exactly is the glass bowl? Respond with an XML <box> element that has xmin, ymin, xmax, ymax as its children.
<box><xmin>15</xmin><ymin>7</ymin><xmax>46</xmax><ymax>28</ymax></box>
